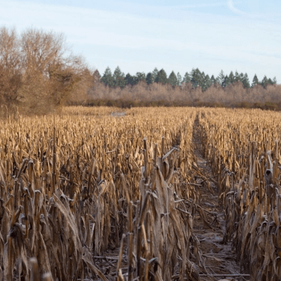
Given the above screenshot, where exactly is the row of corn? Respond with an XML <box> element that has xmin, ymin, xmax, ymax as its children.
<box><xmin>198</xmin><ymin>108</ymin><xmax>281</xmax><ymax>281</ymax></box>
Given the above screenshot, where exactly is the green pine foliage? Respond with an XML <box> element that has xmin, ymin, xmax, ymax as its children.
<box><xmin>113</xmin><ymin>66</ymin><xmax>125</xmax><ymax>88</ymax></box>
<box><xmin>203</xmin><ymin>74</ymin><xmax>212</xmax><ymax>90</ymax></box>
<box><xmin>136</xmin><ymin>72</ymin><xmax>146</xmax><ymax>83</ymax></box>
<box><xmin>176</xmin><ymin>72</ymin><xmax>182</xmax><ymax>86</ymax></box>
<box><xmin>101</xmin><ymin>67</ymin><xmax>115</xmax><ymax>87</ymax></box>
<box><xmin>155</xmin><ymin>69</ymin><xmax>168</xmax><ymax>84</ymax></box>
<box><xmin>152</xmin><ymin>68</ymin><xmax>159</xmax><ymax>83</ymax></box>
<box><xmin>168</xmin><ymin>71</ymin><xmax>178</xmax><ymax>87</ymax></box>
<box><xmin>146</xmin><ymin>72</ymin><xmax>153</xmax><ymax>85</ymax></box>
<box><xmin>242</xmin><ymin>73</ymin><xmax>250</xmax><ymax>88</ymax></box>
<box><xmin>182</xmin><ymin>72</ymin><xmax>191</xmax><ymax>84</ymax></box>
<box><xmin>210</xmin><ymin>75</ymin><xmax>217</xmax><ymax>85</ymax></box>
<box><xmin>252</xmin><ymin>74</ymin><xmax>259</xmax><ymax>87</ymax></box>
<box><xmin>100</xmin><ymin>67</ymin><xmax>277</xmax><ymax>91</ymax></box>
<box><xmin>125</xmin><ymin>73</ymin><xmax>133</xmax><ymax>85</ymax></box>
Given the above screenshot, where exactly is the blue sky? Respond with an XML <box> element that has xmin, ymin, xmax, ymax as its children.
<box><xmin>0</xmin><ymin>0</ymin><xmax>280</xmax><ymax>82</ymax></box>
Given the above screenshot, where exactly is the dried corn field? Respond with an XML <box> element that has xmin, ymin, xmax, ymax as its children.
<box><xmin>0</xmin><ymin>106</ymin><xmax>280</xmax><ymax>281</ymax></box>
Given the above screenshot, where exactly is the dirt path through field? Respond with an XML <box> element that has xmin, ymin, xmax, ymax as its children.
<box><xmin>192</xmin><ymin>116</ymin><xmax>250</xmax><ymax>281</ymax></box>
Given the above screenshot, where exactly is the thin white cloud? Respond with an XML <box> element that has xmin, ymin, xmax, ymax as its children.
<box><xmin>226</xmin><ymin>0</ymin><xmax>269</xmax><ymax>20</ymax></box>
<box><xmin>180</xmin><ymin>2</ymin><xmax>225</xmax><ymax>8</ymax></box>
<box><xmin>227</xmin><ymin>0</ymin><xmax>247</xmax><ymax>15</ymax></box>
<box><xmin>139</xmin><ymin>1</ymin><xmax>226</xmax><ymax>10</ymax></box>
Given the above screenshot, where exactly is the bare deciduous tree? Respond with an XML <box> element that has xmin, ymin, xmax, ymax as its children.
<box><xmin>0</xmin><ymin>27</ymin><xmax>90</xmax><ymax>115</ymax></box>
<box><xmin>0</xmin><ymin>27</ymin><xmax>22</xmax><ymax>109</ymax></box>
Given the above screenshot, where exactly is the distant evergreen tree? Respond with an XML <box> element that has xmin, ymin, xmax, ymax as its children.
<box><xmin>136</xmin><ymin>72</ymin><xmax>146</xmax><ymax>83</ymax></box>
<box><xmin>261</xmin><ymin>76</ymin><xmax>269</xmax><ymax>88</ymax></box>
<box><xmin>132</xmin><ymin>76</ymin><xmax>139</xmax><ymax>85</ymax></box>
<box><xmin>251</xmin><ymin>74</ymin><xmax>259</xmax><ymax>87</ymax></box>
<box><xmin>182</xmin><ymin>72</ymin><xmax>191</xmax><ymax>84</ymax></box>
<box><xmin>242</xmin><ymin>73</ymin><xmax>250</xmax><ymax>88</ymax></box>
<box><xmin>267</xmin><ymin>78</ymin><xmax>274</xmax><ymax>85</ymax></box>
<box><xmin>273</xmin><ymin>77</ymin><xmax>277</xmax><ymax>84</ymax></box>
<box><xmin>234</xmin><ymin>71</ymin><xmax>240</xmax><ymax>82</ymax></box>
<box><xmin>200</xmin><ymin>71</ymin><xmax>206</xmax><ymax>88</ymax></box>
<box><xmin>206</xmin><ymin>74</ymin><xmax>212</xmax><ymax>87</ymax></box>
<box><xmin>146</xmin><ymin>72</ymin><xmax>153</xmax><ymax>85</ymax></box>
<box><xmin>191</xmin><ymin>68</ymin><xmax>202</xmax><ymax>88</ymax></box>
<box><xmin>155</xmin><ymin>69</ymin><xmax>168</xmax><ymax>84</ymax></box>
<box><xmin>152</xmin><ymin>68</ymin><xmax>159</xmax><ymax>83</ymax></box>
<box><xmin>190</xmin><ymin>69</ymin><xmax>197</xmax><ymax>87</ymax></box>
<box><xmin>217</xmin><ymin>70</ymin><xmax>225</xmax><ymax>86</ymax></box>
<box><xmin>202</xmin><ymin>74</ymin><xmax>212</xmax><ymax>90</ymax></box>
<box><xmin>239</xmin><ymin>72</ymin><xmax>245</xmax><ymax>83</ymax></box>
<box><xmin>101</xmin><ymin>67</ymin><xmax>114</xmax><ymax>87</ymax></box>
<box><xmin>229</xmin><ymin>71</ymin><xmax>235</xmax><ymax>84</ymax></box>
<box><xmin>222</xmin><ymin>75</ymin><xmax>230</xmax><ymax>87</ymax></box>
<box><xmin>113</xmin><ymin>66</ymin><xmax>125</xmax><ymax>88</ymax></box>
<box><xmin>125</xmin><ymin>73</ymin><xmax>135</xmax><ymax>86</ymax></box>
<box><xmin>210</xmin><ymin>75</ymin><xmax>217</xmax><ymax>85</ymax></box>
<box><xmin>168</xmin><ymin>71</ymin><xmax>177</xmax><ymax>87</ymax></box>
<box><xmin>176</xmin><ymin>72</ymin><xmax>182</xmax><ymax>86</ymax></box>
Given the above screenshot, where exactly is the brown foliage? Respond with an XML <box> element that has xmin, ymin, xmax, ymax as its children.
<box><xmin>86</xmin><ymin>80</ymin><xmax>281</xmax><ymax>109</ymax></box>
<box><xmin>0</xmin><ymin>27</ymin><xmax>90</xmax><ymax>116</ymax></box>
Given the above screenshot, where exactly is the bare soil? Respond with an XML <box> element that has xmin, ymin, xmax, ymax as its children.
<box><xmin>192</xmin><ymin>118</ymin><xmax>250</xmax><ymax>281</ymax></box>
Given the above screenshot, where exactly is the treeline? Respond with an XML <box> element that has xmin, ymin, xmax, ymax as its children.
<box><xmin>87</xmin><ymin>76</ymin><xmax>281</xmax><ymax>111</ymax></box>
<box><xmin>84</xmin><ymin>66</ymin><xmax>281</xmax><ymax>110</ymax></box>
<box><xmin>1</xmin><ymin>26</ymin><xmax>280</xmax><ymax>114</ymax></box>
<box><xmin>98</xmin><ymin>66</ymin><xmax>277</xmax><ymax>90</ymax></box>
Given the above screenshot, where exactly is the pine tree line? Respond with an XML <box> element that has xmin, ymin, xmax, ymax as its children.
<box><xmin>98</xmin><ymin>67</ymin><xmax>277</xmax><ymax>90</ymax></box>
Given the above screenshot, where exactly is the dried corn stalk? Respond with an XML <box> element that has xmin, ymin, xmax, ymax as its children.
<box><xmin>198</xmin><ymin>108</ymin><xmax>281</xmax><ymax>281</ymax></box>
<box><xmin>0</xmin><ymin>107</ymin><xmax>200</xmax><ymax>280</ymax></box>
